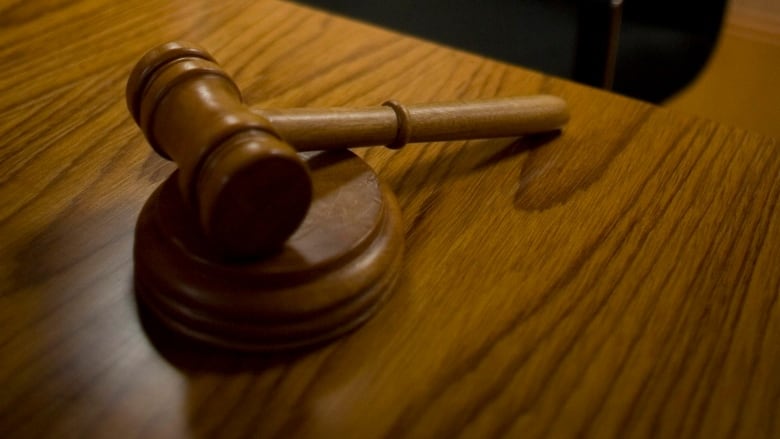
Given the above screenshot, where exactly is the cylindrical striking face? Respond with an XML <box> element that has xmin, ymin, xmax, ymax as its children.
<box><xmin>127</xmin><ymin>42</ymin><xmax>312</xmax><ymax>259</ymax></box>
<box><xmin>197</xmin><ymin>130</ymin><xmax>313</xmax><ymax>259</ymax></box>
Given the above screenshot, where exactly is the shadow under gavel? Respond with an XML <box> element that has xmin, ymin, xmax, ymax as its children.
<box><xmin>127</xmin><ymin>41</ymin><xmax>569</xmax><ymax>259</ymax></box>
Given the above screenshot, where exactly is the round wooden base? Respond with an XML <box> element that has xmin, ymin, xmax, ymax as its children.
<box><xmin>134</xmin><ymin>150</ymin><xmax>403</xmax><ymax>351</ymax></box>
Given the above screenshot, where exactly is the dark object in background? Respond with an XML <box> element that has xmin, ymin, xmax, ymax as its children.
<box><xmin>615</xmin><ymin>0</ymin><xmax>727</xmax><ymax>102</ymax></box>
<box><xmin>574</xmin><ymin>0</ymin><xmax>622</xmax><ymax>90</ymax></box>
<box><xmin>294</xmin><ymin>0</ymin><xmax>728</xmax><ymax>103</ymax></box>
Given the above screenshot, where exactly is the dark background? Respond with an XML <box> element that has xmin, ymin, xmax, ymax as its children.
<box><xmin>294</xmin><ymin>0</ymin><xmax>729</xmax><ymax>102</ymax></box>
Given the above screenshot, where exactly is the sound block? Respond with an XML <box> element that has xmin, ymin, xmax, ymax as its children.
<box><xmin>134</xmin><ymin>149</ymin><xmax>403</xmax><ymax>351</ymax></box>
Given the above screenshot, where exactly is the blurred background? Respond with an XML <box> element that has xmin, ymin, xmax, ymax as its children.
<box><xmin>294</xmin><ymin>0</ymin><xmax>779</xmax><ymax>138</ymax></box>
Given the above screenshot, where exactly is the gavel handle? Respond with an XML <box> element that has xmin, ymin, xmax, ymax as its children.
<box><xmin>254</xmin><ymin>95</ymin><xmax>568</xmax><ymax>151</ymax></box>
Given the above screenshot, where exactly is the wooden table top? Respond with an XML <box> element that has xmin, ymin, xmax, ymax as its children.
<box><xmin>1</xmin><ymin>1</ymin><xmax>779</xmax><ymax>437</ymax></box>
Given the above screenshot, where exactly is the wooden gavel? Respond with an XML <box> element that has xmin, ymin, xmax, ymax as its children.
<box><xmin>127</xmin><ymin>41</ymin><xmax>569</xmax><ymax>259</ymax></box>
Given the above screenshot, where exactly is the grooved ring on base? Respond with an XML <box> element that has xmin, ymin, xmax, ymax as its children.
<box><xmin>133</xmin><ymin>150</ymin><xmax>404</xmax><ymax>351</ymax></box>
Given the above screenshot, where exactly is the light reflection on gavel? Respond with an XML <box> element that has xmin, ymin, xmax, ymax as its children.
<box><xmin>126</xmin><ymin>41</ymin><xmax>569</xmax><ymax>258</ymax></box>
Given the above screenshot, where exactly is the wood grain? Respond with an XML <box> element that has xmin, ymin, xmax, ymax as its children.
<box><xmin>1</xmin><ymin>0</ymin><xmax>779</xmax><ymax>438</ymax></box>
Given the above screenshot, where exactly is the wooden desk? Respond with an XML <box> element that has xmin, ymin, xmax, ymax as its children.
<box><xmin>1</xmin><ymin>1</ymin><xmax>778</xmax><ymax>437</ymax></box>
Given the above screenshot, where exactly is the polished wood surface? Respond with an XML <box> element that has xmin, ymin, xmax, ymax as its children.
<box><xmin>1</xmin><ymin>0</ymin><xmax>779</xmax><ymax>437</ymax></box>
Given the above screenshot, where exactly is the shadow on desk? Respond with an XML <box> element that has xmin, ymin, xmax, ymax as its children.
<box><xmin>382</xmin><ymin>132</ymin><xmax>562</xmax><ymax>199</ymax></box>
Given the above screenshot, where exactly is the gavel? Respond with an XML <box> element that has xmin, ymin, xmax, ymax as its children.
<box><xmin>128</xmin><ymin>41</ymin><xmax>571</xmax><ymax>350</ymax></box>
<box><xmin>127</xmin><ymin>41</ymin><xmax>569</xmax><ymax>259</ymax></box>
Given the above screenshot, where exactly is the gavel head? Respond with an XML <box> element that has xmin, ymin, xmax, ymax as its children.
<box><xmin>126</xmin><ymin>42</ymin><xmax>312</xmax><ymax>259</ymax></box>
